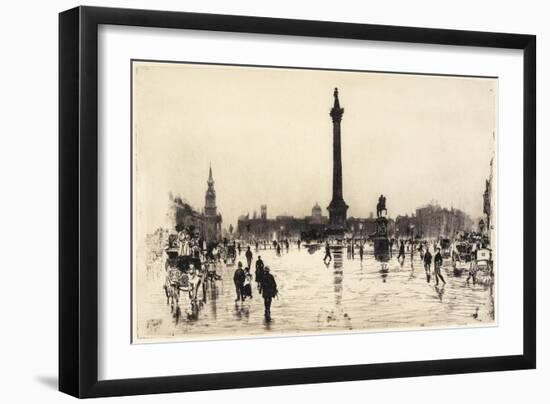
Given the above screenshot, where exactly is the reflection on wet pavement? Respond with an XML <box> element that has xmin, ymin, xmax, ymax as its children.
<box><xmin>136</xmin><ymin>245</ymin><xmax>494</xmax><ymax>341</ymax></box>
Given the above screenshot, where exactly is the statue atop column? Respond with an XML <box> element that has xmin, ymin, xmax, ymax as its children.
<box><xmin>376</xmin><ymin>194</ymin><xmax>387</xmax><ymax>218</ymax></box>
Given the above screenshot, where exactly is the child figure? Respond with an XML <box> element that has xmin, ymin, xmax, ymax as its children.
<box><xmin>242</xmin><ymin>267</ymin><xmax>253</xmax><ymax>299</ymax></box>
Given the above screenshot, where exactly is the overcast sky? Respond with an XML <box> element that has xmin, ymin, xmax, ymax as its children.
<box><xmin>133</xmin><ymin>61</ymin><xmax>496</xmax><ymax>234</ymax></box>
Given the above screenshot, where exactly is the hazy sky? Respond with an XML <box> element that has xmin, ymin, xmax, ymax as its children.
<box><xmin>133</xmin><ymin>61</ymin><xmax>496</xmax><ymax>234</ymax></box>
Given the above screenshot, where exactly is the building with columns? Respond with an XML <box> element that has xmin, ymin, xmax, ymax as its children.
<box><xmin>236</xmin><ymin>203</ymin><xmax>328</xmax><ymax>240</ymax></box>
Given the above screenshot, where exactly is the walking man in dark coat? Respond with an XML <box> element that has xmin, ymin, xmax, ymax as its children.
<box><xmin>245</xmin><ymin>246</ymin><xmax>253</xmax><ymax>269</ymax></box>
<box><xmin>233</xmin><ymin>262</ymin><xmax>246</xmax><ymax>302</ymax></box>
<box><xmin>433</xmin><ymin>248</ymin><xmax>446</xmax><ymax>285</ymax></box>
<box><xmin>260</xmin><ymin>266</ymin><xmax>278</xmax><ymax>320</ymax></box>
<box><xmin>323</xmin><ymin>241</ymin><xmax>332</xmax><ymax>263</ymax></box>
<box><xmin>255</xmin><ymin>255</ymin><xmax>265</xmax><ymax>292</ymax></box>
<box><xmin>423</xmin><ymin>248</ymin><xmax>432</xmax><ymax>283</ymax></box>
<box><xmin>397</xmin><ymin>240</ymin><xmax>406</xmax><ymax>264</ymax></box>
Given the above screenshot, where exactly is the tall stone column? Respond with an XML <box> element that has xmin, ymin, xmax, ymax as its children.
<box><xmin>327</xmin><ymin>88</ymin><xmax>348</xmax><ymax>230</ymax></box>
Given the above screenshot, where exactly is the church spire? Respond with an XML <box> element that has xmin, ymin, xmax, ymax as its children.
<box><xmin>205</xmin><ymin>164</ymin><xmax>217</xmax><ymax>216</ymax></box>
<box><xmin>208</xmin><ymin>162</ymin><xmax>214</xmax><ymax>185</ymax></box>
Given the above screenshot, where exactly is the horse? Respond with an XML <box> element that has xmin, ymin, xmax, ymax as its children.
<box><xmin>163</xmin><ymin>268</ymin><xmax>187</xmax><ymax>312</ymax></box>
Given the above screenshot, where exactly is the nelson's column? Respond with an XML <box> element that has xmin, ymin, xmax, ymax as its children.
<box><xmin>327</xmin><ymin>88</ymin><xmax>348</xmax><ymax>232</ymax></box>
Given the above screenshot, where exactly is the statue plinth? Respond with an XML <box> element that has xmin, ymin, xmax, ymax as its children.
<box><xmin>327</xmin><ymin>198</ymin><xmax>348</xmax><ymax>232</ymax></box>
<box><xmin>372</xmin><ymin>213</ymin><xmax>390</xmax><ymax>262</ymax></box>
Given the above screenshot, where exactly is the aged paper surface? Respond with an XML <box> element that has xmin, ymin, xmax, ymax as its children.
<box><xmin>132</xmin><ymin>61</ymin><xmax>496</xmax><ymax>343</ymax></box>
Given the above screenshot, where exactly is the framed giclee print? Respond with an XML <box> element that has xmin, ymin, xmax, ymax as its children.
<box><xmin>59</xmin><ymin>6</ymin><xmax>536</xmax><ymax>398</ymax></box>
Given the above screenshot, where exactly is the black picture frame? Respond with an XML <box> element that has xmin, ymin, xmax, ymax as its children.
<box><xmin>59</xmin><ymin>5</ymin><xmax>536</xmax><ymax>398</ymax></box>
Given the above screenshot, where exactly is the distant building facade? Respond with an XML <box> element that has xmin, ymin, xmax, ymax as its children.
<box><xmin>237</xmin><ymin>203</ymin><xmax>470</xmax><ymax>241</ymax></box>
<box><xmin>395</xmin><ymin>214</ymin><xmax>417</xmax><ymax>238</ymax></box>
<box><xmin>395</xmin><ymin>204</ymin><xmax>473</xmax><ymax>239</ymax></box>
<box><xmin>238</xmin><ymin>204</ymin><xmax>398</xmax><ymax>240</ymax></box>
<box><xmin>237</xmin><ymin>204</ymin><xmax>328</xmax><ymax>240</ymax></box>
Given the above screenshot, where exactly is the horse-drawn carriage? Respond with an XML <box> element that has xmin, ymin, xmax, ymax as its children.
<box><xmin>451</xmin><ymin>240</ymin><xmax>494</xmax><ymax>280</ymax></box>
<box><xmin>451</xmin><ymin>241</ymin><xmax>472</xmax><ymax>276</ymax></box>
<box><xmin>224</xmin><ymin>243</ymin><xmax>236</xmax><ymax>265</ymax></box>
<box><xmin>163</xmin><ymin>231</ymin><xmax>225</xmax><ymax>317</ymax></box>
<box><xmin>164</xmin><ymin>252</ymin><xmax>202</xmax><ymax>305</ymax></box>
<box><xmin>440</xmin><ymin>238</ymin><xmax>451</xmax><ymax>258</ymax></box>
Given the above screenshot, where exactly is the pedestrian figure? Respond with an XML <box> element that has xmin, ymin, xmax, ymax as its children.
<box><xmin>434</xmin><ymin>248</ymin><xmax>446</xmax><ymax>285</ymax></box>
<box><xmin>466</xmin><ymin>251</ymin><xmax>478</xmax><ymax>285</ymax></box>
<box><xmin>192</xmin><ymin>242</ymin><xmax>201</xmax><ymax>259</ymax></box>
<box><xmin>187</xmin><ymin>264</ymin><xmax>202</xmax><ymax>301</ymax></box>
<box><xmin>255</xmin><ymin>256</ymin><xmax>265</xmax><ymax>291</ymax></box>
<box><xmin>323</xmin><ymin>241</ymin><xmax>332</xmax><ymax>263</ymax></box>
<box><xmin>237</xmin><ymin>243</ymin><xmax>241</xmax><ymax>255</ymax></box>
<box><xmin>397</xmin><ymin>240</ymin><xmax>406</xmax><ymax>265</ymax></box>
<box><xmin>242</xmin><ymin>267</ymin><xmax>253</xmax><ymax>299</ymax></box>
<box><xmin>471</xmin><ymin>242</ymin><xmax>478</xmax><ymax>261</ymax></box>
<box><xmin>276</xmin><ymin>242</ymin><xmax>281</xmax><ymax>255</ymax></box>
<box><xmin>233</xmin><ymin>262</ymin><xmax>245</xmax><ymax>302</ymax></box>
<box><xmin>419</xmin><ymin>243</ymin><xmax>424</xmax><ymax>260</ymax></box>
<box><xmin>163</xmin><ymin>260</ymin><xmax>183</xmax><ymax>308</ymax></box>
<box><xmin>359</xmin><ymin>242</ymin><xmax>364</xmax><ymax>261</ymax></box>
<box><xmin>423</xmin><ymin>248</ymin><xmax>432</xmax><ymax>283</ymax></box>
<box><xmin>245</xmin><ymin>246</ymin><xmax>253</xmax><ymax>269</ymax></box>
<box><xmin>260</xmin><ymin>266</ymin><xmax>278</xmax><ymax>320</ymax></box>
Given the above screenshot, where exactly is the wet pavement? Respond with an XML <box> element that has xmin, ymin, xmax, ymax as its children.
<box><xmin>136</xmin><ymin>245</ymin><xmax>495</xmax><ymax>342</ymax></box>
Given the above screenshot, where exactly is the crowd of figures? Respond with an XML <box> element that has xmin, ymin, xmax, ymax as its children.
<box><xmin>320</xmin><ymin>233</ymin><xmax>492</xmax><ymax>287</ymax></box>
<box><xmin>161</xmin><ymin>225</ymin><xmax>284</xmax><ymax>322</ymax></box>
<box><xmin>157</xmin><ymin>221</ymin><xmax>492</xmax><ymax>327</ymax></box>
<box><xmin>162</xmin><ymin>225</ymin><xmax>223</xmax><ymax>319</ymax></box>
<box><xmin>232</xmin><ymin>254</ymin><xmax>278</xmax><ymax>320</ymax></box>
